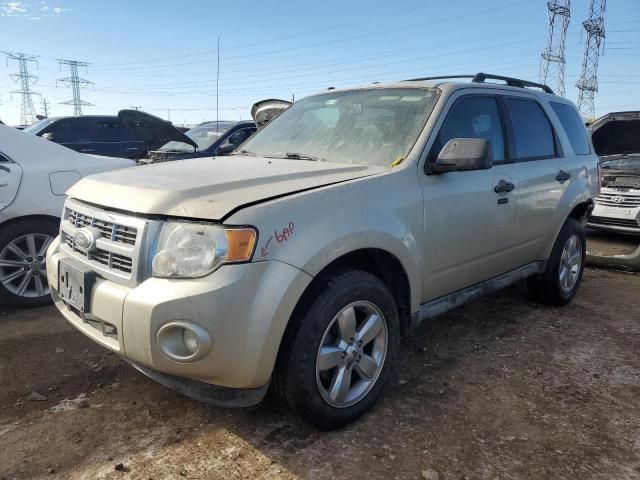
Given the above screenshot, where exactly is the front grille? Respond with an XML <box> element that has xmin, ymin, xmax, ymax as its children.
<box><xmin>62</xmin><ymin>233</ymin><xmax>133</xmax><ymax>274</ymax></box>
<box><xmin>60</xmin><ymin>199</ymin><xmax>154</xmax><ymax>286</ymax></box>
<box><xmin>589</xmin><ymin>216</ymin><xmax>640</xmax><ymax>228</ymax></box>
<box><xmin>66</xmin><ymin>209</ymin><xmax>138</xmax><ymax>245</ymax></box>
<box><xmin>596</xmin><ymin>192</ymin><xmax>640</xmax><ymax>208</ymax></box>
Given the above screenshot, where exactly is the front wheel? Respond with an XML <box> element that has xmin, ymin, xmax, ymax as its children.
<box><xmin>0</xmin><ymin>219</ymin><xmax>58</xmax><ymax>308</ymax></box>
<box><xmin>528</xmin><ymin>218</ymin><xmax>586</xmax><ymax>306</ymax></box>
<box><xmin>273</xmin><ymin>270</ymin><xmax>399</xmax><ymax>430</ymax></box>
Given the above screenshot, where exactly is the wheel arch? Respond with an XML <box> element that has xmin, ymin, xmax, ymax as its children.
<box><xmin>0</xmin><ymin>214</ymin><xmax>60</xmax><ymax>230</ymax></box>
<box><xmin>286</xmin><ymin>248</ymin><xmax>413</xmax><ymax>340</ymax></box>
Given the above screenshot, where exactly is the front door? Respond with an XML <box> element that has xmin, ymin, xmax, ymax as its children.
<box><xmin>420</xmin><ymin>93</ymin><xmax>520</xmax><ymax>301</ymax></box>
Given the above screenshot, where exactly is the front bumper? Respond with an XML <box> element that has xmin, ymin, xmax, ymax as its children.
<box><xmin>47</xmin><ymin>236</ymin><xmax>313</xmax><ymax>400</ymax></box>
<box><xmin>588</xmin><ymin>203</ymin><xmax>640</xmax><ymax>235</ymax></box>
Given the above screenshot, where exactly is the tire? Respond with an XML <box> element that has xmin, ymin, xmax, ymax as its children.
<box><xmin>0</xmin><ymin>218</ymin><xmax>59</xmax><ymax>308</ymax></box>
<box><xmin>528</xmin><ymin>218</ymin><xmax>586</xmax><ymax>306</ymax></box>
<box><xmin>273</xmin><ymin>270</ymin><xmax>400</xmax><ymax>430</ymax></box>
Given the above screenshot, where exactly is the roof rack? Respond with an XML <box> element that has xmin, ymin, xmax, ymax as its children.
<box><xmin>403</xmin><ymin>72</ymin><xmax>554</xmax><ymax>95</ymax></box>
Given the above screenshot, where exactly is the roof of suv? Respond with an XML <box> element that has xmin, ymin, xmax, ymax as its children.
<box><xmin>320</xmin><ymin>73</ymin><xmax>559</xmax><ymax>99</ymax></box>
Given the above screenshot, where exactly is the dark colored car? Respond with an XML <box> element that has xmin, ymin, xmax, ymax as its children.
<box><xmin>23</xmin><ymin>111</ymin><xmax>198</xmax><ymax>160</ymax></box>
<box><xmin>23</xmin><ymin>115</ymin><xmax>151</xmax><ymax>159</ymax></box>
<box><xmin>144</xmin><ymin>120</ymin><xmax>257</xmax><ymax>163</ymax></box>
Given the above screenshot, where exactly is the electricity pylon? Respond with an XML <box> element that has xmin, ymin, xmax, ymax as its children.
<box><xmin>3</xmin><ymin>51</ymin><xmax>41</xmax><ymax>125</ymax></box>
<box><xmin>540</xmin><ymin>0</ymin><xmax>571</xmax><ymax>97</ymax></box>
<box><xmin>576</xmin><ymin>0</ymin><xmax>606</xmax><ymax>121</ymax></box>
<box><xmin>56</xmin><ymin>59</ymin><xmax>93</xmax><ymax>116</ymax></box>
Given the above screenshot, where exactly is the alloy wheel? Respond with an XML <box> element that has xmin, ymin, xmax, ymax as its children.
<box><xmin>315</xmin><ymin>301</ymin><xmax>388</xmax><ymax>408</ymax></box>
<box><xmin>0</xmin><ymin>233</ymin><xmax>53</xmax><ymax>298</ymax></box>
<box><xmin>559</xmin><ymin>233</ymin><xmax>583</xmax><ymax>294</ymax></box>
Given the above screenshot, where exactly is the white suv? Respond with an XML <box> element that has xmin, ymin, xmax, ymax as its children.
<box><xmin>47</xmin><ymin>74</ymin><xmax>598</xmax><ymax>429</ymax></box>
<box><xmin>588</xmin><ymin>111</ymin><xmax>640</xmax><ymax>234</ymax></box>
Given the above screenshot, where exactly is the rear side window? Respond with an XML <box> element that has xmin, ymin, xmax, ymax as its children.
<box><xmin>507</xmin><ymin>98</ymin><xmax>556</xmax><ymax>160</ymax></box>
<box><xmin>550</xmin><ymin>102</ymin><xmax>591</xmax><ymax>155</ymax></box>
<box><xmin>94</xmin><ymin>120</ymin><xmax>127</xmax><ymax>142</ymax></box>
<box><xmin>430</xmin><ymin>96</ymin><xmax>506</xmax><ymax>163</ymax></box>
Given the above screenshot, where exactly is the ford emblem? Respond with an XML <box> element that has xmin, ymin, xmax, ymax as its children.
<box><xmin>74</xmin><ymin>228</ymin><xmax>100</xmax><ymax>252</ymax></box>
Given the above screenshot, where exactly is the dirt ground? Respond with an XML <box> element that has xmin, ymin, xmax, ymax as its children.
<box><xmin>2</xmin><ymin>237</ymin><xmax>640</xmax><ymax>480</ymax></box>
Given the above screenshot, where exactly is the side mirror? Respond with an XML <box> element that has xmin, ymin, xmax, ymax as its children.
<box><xmin>41</xmin><ymin>132</ymin><xmax>55</xmax><ymax>141</ymax></box>
<box><xmin>430</xmin><ymin>138</ymin><xmax>493</xmax><ymax>174</ymax></box>
<box><xmin>216</xmin><ymin>143</ymin><xmax>236</xmax><ymax>156</ymax></box>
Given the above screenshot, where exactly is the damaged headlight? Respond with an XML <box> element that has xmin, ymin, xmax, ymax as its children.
<box><xmin>152</xmin><ymin>221</ymin><xmax>257</xmax><ymax>278</ymax></box>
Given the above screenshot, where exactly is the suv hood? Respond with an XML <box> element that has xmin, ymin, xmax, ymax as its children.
<box><xmin>590</xmin><ymin>111</ymin><xmax>640</xmax><ymax>157</ymax></box>
<box><xmin>251</xmin><ymin>99</ymin><xmax>292</xmax><ymax>128</ymax></box>
<box><xmin>67</xmin><ymin>155</ymin><xmax>386</xmax><ymax>220</ymax></box>
<box><xmin>118</xmin><ymin>110</ymin><xmax>198</xmax><ymax>152</ymax></box>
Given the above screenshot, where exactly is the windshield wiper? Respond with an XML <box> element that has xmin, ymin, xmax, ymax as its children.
<box><xmin>232</xmin><ymin>149</ymin><xmax>257</xmax><ymax>157</ymax></box>
<box><xmin>285</xmin><ymin>152</ymin><xmax>326</xmax><ymax>162</ymax></box>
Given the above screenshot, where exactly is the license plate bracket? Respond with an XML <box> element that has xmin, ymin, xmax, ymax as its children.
<box><xmin>58</xmin><ymin>259</ymin><xmax>96</xmax><ymax>313</ymax></box>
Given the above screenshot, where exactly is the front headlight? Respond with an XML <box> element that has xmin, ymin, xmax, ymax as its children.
<box><xmin>151</xmin><ymin>221</ymin><xmax>257</xmax><ymax>278</ymax></box>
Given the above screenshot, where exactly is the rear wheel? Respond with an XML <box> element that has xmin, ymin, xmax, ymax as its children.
<box><xmin>273</xmin><ymin>270</ymin><xmax>399</xmax><ymax>430</ymax></box>
<box><xmin>0</xmin><ymin>219</ymin><xmax>58</xmax><ymax>307</ymax></box>
<box><xmin>528</xmin><ymin>218</ymin><xmax>586</xmax><ymax>306</ymax></box>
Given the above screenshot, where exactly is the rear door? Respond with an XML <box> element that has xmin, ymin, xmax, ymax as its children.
<box><xmin>91</xmin><ymin>117</ymin><xmax>130</xmax><ymax>158</ymax></box>
<box><xmin>420</xmin><ymin>92</ymin><xmax>520</xmax><ymax>300</ymax></box>
<box><xmin>505</xmin><ymin>95</ymin><xmax>571</xmax><ymax>261</ymax></box>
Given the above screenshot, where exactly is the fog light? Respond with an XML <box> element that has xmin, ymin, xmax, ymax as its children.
<box><xmin>183</xmin><ymin>328</ymin><xmax>199</xmax><ymax>354</ymax></box>
<box><xmin>156</xmin><ymin>321</ymin><xmax>212</xmax><ymax>362</ymax></box>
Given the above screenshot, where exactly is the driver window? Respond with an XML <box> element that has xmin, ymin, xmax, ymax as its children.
<box><xmin>429</xmin><ymin>96</ymin><xmax>505</xmax><ymax>164</ymax></box>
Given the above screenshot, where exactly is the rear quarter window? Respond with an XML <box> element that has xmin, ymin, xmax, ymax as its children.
<box><xmin>507</xmin><ymin>98</ymin><xmax>557</xmax><ymax>160</ymax></box>
<box><xmin>550</xmin><ymin>102</ymin><xmax>591</xmax><ymax>155</ymax></box>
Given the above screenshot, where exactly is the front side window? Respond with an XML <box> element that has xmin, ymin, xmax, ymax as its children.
<box><xmin>429</xmin><ymin>96</ymin><xmax>506</xmax><ymax>163</ymax></box>
<box><xmin>240</xmin><ymin>88</ymin><xmax>439</xmax><ymax>166</ymax></box>
<box><xmin>550</xmin><ymin>102</ymin><xmax>590</xmax><ymax>155</ymax></box>
<box><xmin>507</xmin><ymin>98</ymin><xmax>556</xmax><ymax>160</ymax></box>
<box><xmin>43</xmin><ymin>119</ymin><xmax>74</xmax><ymax>143</ymax></box>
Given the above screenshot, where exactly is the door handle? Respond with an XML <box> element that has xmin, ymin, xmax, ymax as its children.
<box><xmin>80</xmin><ymin>149</ymin><xmax>95</xmax><ymax>153</ymax></box>
<box><xmin>556</xmin><ymin>170</ymin><xmax>571</xmax><ymax>184</ymax></box>
<box><xmin>494</xmin><ymin>179</ymin><xmax>515</xmax><ymax>193</ymax></box>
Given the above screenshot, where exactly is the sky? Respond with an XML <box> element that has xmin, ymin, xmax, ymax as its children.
<box><xmin>0</xmin><ymin>0</ymin><xmax>638</xmax><ymax>126</ymax></box>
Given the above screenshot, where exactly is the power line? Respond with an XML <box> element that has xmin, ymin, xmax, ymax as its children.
<box><xmin>540</xmin><ymin>0</ymin><xmax>571</xmax><ymax>97</ymax></box>
<box><xmin>56</xmin><ymin>58</ymin><xmax>93</xmax><ymax>116</ymax></box>
<box><xmin>3</xmin><ymin>51</ymin><xmax>40</xmax><ymax>125</ymax></box>
<box><xmin>576</xmin><ymin>0</ymin><xmax>607</xmax><ymax>120</ymax></box>
<box><xmin>89</xmin><ymin>0</ymin><xmax>531</xmax><ymax>73</ymax></box>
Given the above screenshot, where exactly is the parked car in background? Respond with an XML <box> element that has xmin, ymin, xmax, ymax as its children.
<box><xmin>24</xmin><ymin>114</ymin><xmax>148</xmax><ymax>159</ymax></box>
<box><xmin>47</xmin><ymin>73</ymin><xmax>597</xmax><ymax>429</ymax></box>
<box><xmin>0</xmin><ymin>124</ymin><xmax>135</xmax><ymax>307</ymax></box>
<box><xmin>588</xmin><ymin>111</ymin><xmax>640</xmax><ymax>234</ymax></box>
<box><xmin>23</xmin><ymin>111</ymin><xmax>195</xmax><ymax>161</ymax></box>
<box><xmin>140</xmin><ymin>113</ymin><xmax>257</xmax><ymax>163</ymax></box>
<box><xmin>251</xmin><ymin>98</ymin><xmax>292</xmax><ymax>128</ymax></box>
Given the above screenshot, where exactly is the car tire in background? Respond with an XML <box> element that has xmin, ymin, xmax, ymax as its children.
<box><xmin>0</xmin><ymin>218</ymin><xmax>58</xmax><ymax>308</ymax></box>
<box><xmin>273</xmin><ymin>269</ymin><xmax>400</xmax><ymax>430</ymax></box>
<box><xmin>528</xmin><ymin>218</ymin><xmax>586</xmax><ymax>306</ymax></box>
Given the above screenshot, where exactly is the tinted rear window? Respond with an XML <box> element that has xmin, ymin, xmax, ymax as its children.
<box><xmin>550</xmin><ymin>102</ymin><xmax>590</xmax><ymax>155</ymax></box>
<box><xmin>507</xmin><ymin>98</ymin><xmax>556</xmax><ymax>160</ymax></box>
<box><xmin>94</xmin><ymin>120</ymin><xmax>127</xmax><ymax>142</ymax></box>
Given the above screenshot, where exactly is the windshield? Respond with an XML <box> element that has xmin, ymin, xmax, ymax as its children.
<box><xmin>23</xmin><ymin>118</ymin><xmax>56</xmax><ymax>134</ymax></box>
<box><xmin>241</xmin><ymin>87</ymin><xmax>439</xmax><ymax>166</ymax></box>
<box><xmin>160</xmin><ymin>122</ymin><xmax>235</xmax><ymax>151</ymax></box>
